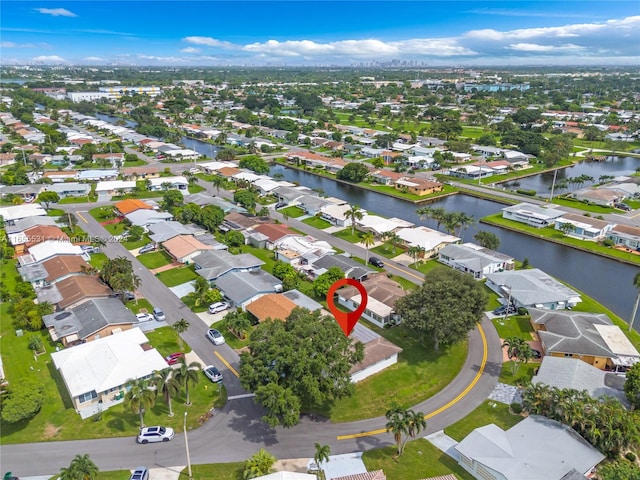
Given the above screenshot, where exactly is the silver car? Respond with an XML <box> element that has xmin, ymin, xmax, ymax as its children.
<box><xmin>206</xmin><ymin>328</ymin><xmax>226</xmax><ymax>345</ymax></box>
<box><xmin>136</xmin><ymin>426</ymin><xmax>174</xmax><ymax>444</ymax></box>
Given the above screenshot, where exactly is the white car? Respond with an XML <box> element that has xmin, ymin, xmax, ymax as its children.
<box><xmin>136</xmin><ymin>426</ymin><xmax>174</xmax><ymax>444</ymax></box>
<box><xmin>206</xmin><ymin>328</ymin><xmax>226</xmax><ymax>345</ymax></box>
<box><xmin>208</xmin><ymin>301</ymin><xmax>230</xmax><ymax>314</ymax></box>
<box><xmin>203</xmin><ymin>365</ymin><xmax>223</xmax><ymax>383</ymax></box>
<box><xmin>135</xmin><ymin>313</ymin><xmax>154</xmax><ymax>323</ymax></box>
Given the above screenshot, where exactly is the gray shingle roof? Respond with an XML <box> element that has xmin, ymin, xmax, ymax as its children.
<box><xmin>282</xmin><ymin>289</ymin><xmax>322</xmax><ymax>312</ymax></box>
<box><xmin>312</xmin><ymin>254</ymin><xmax>373</xmax><ymax>280</ymax></box>
<box><xmin>148</xmin><ymin>221</ymin><xmax>191</xmax><ymax>243</ymax></box>
<box><xmin>214</xmin><ymin>270</ymin><xmax>282</xmax><ymax>306</ymax></box>
<box><xmin>193</xmin><ymin>250</ymin><xmax>264</xmax><ymax>281</ymax></box>
<box><xmin>486</xmin><ymin>269</ymin><xmax>581</xmax><ymax>306</ymax></box>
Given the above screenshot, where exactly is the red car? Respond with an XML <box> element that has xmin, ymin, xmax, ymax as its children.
<box><xmin>165</xmin><ymin>353</ymin><xmax>184</xmax><ymax>365</ymax></box>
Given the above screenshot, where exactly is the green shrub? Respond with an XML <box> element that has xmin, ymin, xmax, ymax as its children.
<box><xmin>510</xmin><ymin>402</ymin><xmax>523</xmax><ymax>414</ymax></box>
<box><xmin>602</xmin><ymin>238</ymin><xmax>614</xmax><ymax>247</ymax></box>
<box><xmin>516</xmin><ymin>189</ymin><xmax>536</xmax><ymax>196</ymax></box>
<box><xmin>626</xmin><ymin>452</ymin><xmax>637</xmax><ymax>462</ymax></box>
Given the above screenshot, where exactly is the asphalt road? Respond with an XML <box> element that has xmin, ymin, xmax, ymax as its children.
<box><xmin>2</xmin><ymin>195</ymin><xmax>501</xmax><ymax>475</ymax></box>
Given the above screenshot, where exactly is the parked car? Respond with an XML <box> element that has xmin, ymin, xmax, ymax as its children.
<box><xmin>188</xmin><ymin>167</ymin><xmax>201</xmax><ymax>174</ymax></box>
<box><xmin>152</xmin><ymin>307</ymin><xmax>166</xmax><ymax>322</ymax></box>
<box><xmin>110</xmin><ymin>291</ymin><xmax>135</xmax><ymax>301</ymax></box>
<box><xmin>368</xmin><ymin>256</ymin><xmax>384</xmax><ymax>268</ymax></box>
<box><xmin>492</xmin><ymin>304</ymin><xmax>517</xmax><ymax>316</ymax></box>
<box><xmin>135</xmin><ymin>312</ymin><xmax>154</xmax><ymax>323</ymax></box>
<box><xmin>275</xmin><ymin>202</ymin><xmax>287</xmax><ymax>209</ymax></box>
<box><xmin>81</xmin><ymin>245</ymin><xmax>100</xmax><ymax>254</ymax></box>
<box><xmin>138</xmin><ymin>243</ymin><xmax>156</xmax><ymax>254</ymax></box>
<box><xmin>615</xmin><ymin>203</ymin><xmax>631</xmax><ymax>211</ymax></box>
<box><xmin>136</xmin><ymin>426</ymin><xmax>174</xmax><ymax>444</ymax></box>
<box><xmin>129</xmin><ymin>468</ymin><xmax>149</xmax><ymax>480</ymax></box>
<box><xmin>206</xmin><ymin>328</ymin><xmax>226</xmax><ymax>345</ymax></box>
<box><xmin>532</xmin><ymin>349</ymin><xmax>542</xmax><ymax>359</ymax></box>
<box><xmin>165</xmin><ymin>352</ymin><xmax>185</xmax><ymax>365</ymax></box>
<box><xmin>203</xmin><ymin>365</ymin><xmax>223</xmax><ymax>383</ymax></box>
<box><xmin>208</xmin><ymin>301</ymin><xmax>230</xmax><ymax>314</ymax></box>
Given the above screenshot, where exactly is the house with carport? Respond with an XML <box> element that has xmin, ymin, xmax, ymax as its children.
<box><xmin>396</xmin><ymin>226</ymin><xmax>460</xmax><ymax>256</ymax></box>
<box><xmin>214</xmin><ymin>270</ymin><xmax>283</xmax><ymax>309</ymax></box>
<box><xmin>162</xmin><ymin>235</ymin><xmax>213</xmax><ymax>264</ymax></box>
<box><xmin>125</xmin><ymin>209</ymin><xmax>173</xmax><ymax>231</ymax></box>
<box><xmin>606</xmin><ymin>224</ymin><xmax>640</xmax><ymax>250</ymax></box>
<box><xmin>18</xmin><ymin>254</ymin><xmax>91</xmax><ymax>288</ymax></box>
<box><xmin>554</xmin><ymin>213</ymin><xmax>614</xmax><ymax>241</ymax></box>
<box><xmin>502</xmin><ymin>202</ymin><xmax>566</xmax><ymax>228</ymax></box>
<box><xmin>572</xmin><ymin>187</ymin><xmax>621</xmax><ymax>207</ymax></box>
<box><xmin>50</xmin><ymin>327</ymin><xmax>167</xmax><ymax>418</ymax></box>
<box><xmin>394</xmin><ymin>178</ymin><xmax>443</xmax><ymax>196</ymax></box>
<box><xmin>438</xmin><ymin>243</ymin><xmax>514</xmax><ymax>280</ymax></box>
<box><xmin>115</xmin><ymin>199</ymin><xmax>153</xmax><ymax>217</ymax></box>
<box><xmin>193</xmin><ymin>250</ymin><xmax>264</xmax><ymax>284</ymax></box>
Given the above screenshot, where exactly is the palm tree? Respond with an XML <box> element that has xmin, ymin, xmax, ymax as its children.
<box><xmin>387</xmin><ymin>232</ymin><xmax>402</xmax><ymax>254</ymax></box>
<box><xmin>68</xmin><ymin>454</ymin><xmax>99</xmax><ymax>480</ymax></box>
<box><xmin>407</xmin><ymin>245</ymin><xmax>425</xmax><ymax>266</ymax></box>
<box><xmin>501</xmin><ymin>337</ymin><xmax>527</xmax><ymax>374</ymax></box>
<box><xmin>385</xmin><ymin>405</ymin><xmax>410</xmax><ymax>456</ymax></box>
<box><xmin>360</xmin><ymin>231</ymin><xmax>375</xmax><ymax>263</ymax></box>
<box><xmin>243</xmin><ymin>449</ymin><xmax>277</xmax><ymax>480</ymax></box>
<box><xmin>192</xmin><ymin>276</ymin><xmax>210</xmax><ymax>307</ymax></box>
<box><xmin>211</xmin><ymin>175</ymin><xmax>225</xmax><ymax>196</ymax></box>
<box><xmin>172</xmin><ymin>318</ymin><xmax>190</xmax><ymax>350</ymax></box>
<box><xmin>313</xmin><ymin>443</ymin><xmax>331</xmax><ymax>480</ymax></box>
<box><xmin>345</xmin><ymin>204</ymin><xmax>363</xmax><ymax>236</ymax></box>
<box><xmin>416</xmin><ymin>206</ymin><xmax>447</xmax><ymax>231</ymax></box>
<box><xmin>629</xmin><ymin>271</ymin><xmax>640</xmax><ymax>332</ymax></box>
<box><xmin>403</xmin><ymin>410</ymin><xmax>427</xmax><ymax>454</ymax></box>
<box><xmin>154</xmin><ymin>368</ymin><xmax>181</xmax><ymax>417</ymax></box>
<box><xmin>124</xmin><ymin>378</ymin><xmax>156</xmax><ymax>428</ymax></box>
<box><xmin>174</xmin><ymin>358</ymin><xmax>200</xmax><ymax>406</ymax></box>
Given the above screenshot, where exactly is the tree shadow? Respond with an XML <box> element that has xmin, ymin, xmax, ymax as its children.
<box><xmin>225</xmin><ymin>398</ymin><xmax>278</xmax><ymax>446</ymax></box>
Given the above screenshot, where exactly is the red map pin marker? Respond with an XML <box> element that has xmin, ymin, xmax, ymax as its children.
<box><xmin>326</xmin><ymin>278</ymin><xmax>368</xmax><ymax>337</ymax></box>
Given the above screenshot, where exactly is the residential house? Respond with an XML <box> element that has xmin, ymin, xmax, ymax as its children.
<box><xmin>274</xmin><ymin>235</ymin><xmax>335</xmax><ymax>266</ymax></box>
<box><xmin>361</xmin><ymin>147</ymin><xmax>385</xmax><ymax>158</ymax></box>
<box><xmin>485</xmin><ymin>269</ymin><xmax>582</xmax><ymax>310</ymax></box>
<box><xmin>77</xmin><ymin>169</ymin><xmax>118</xmax><ymax>182</ymax></box>
<box><xmin>356</xmin><ymin>215</ymin><xmax>414</xmax><ymax>237</ymax></box>
<box><xmin>53</xmin><ymin>275</ymin><xmax>113</xmax><ymax>310</ymax></box>
<box><xmin>336</xmin><ymin>273</ymin><xmax>408</xmax><ymax>328</ymax></box>
<box><xmin>396</xmin><ymin>226</ymin><xmax>460</xmax><ymax>256</ymax></box>
<box><xmin>394</xmin><ymin>178</ymin><xmax>443</xmax><ymax>196</ymax></box>
<box><xmin>252</xmin><ymin>473</ymin><xmax>315</xmax><ymax>480</ymax></box>
<box><xmin>273</xmin><ymin>185</ymin><xmax>312</xmax><ymax>205</ymax></box>
<box><xmin>554</xmin><ymin>214</ymin><xmax>614</xmax><ymax>241</ymax></box>
<box><xmin>41</xmin><ymin>254</ymin><xmax>91</xmax><ymax>285</ymax></box>
<box><xmin>9</xmin><ymin>225</ymin><xmax>69</xmax><ymax>255</ymax></box>
<box><xmin>251</xmin><ymin>223</ymin><xmax>297</xmax><ymax>250</ymax></box>
<box><xmin>115</xmin><ymin>199</ymin><xmax>153</xmax><ymax>217</ymax></box>
<box><xmin>95</xmin><ymin>180</ymin><xmax>136</xmax><ymax>200</ymax></box>
<box><xmin>530</xmin><ymin>308</ymin><xmax>639</xmax><ymax>371</ymax></box>
<box><xmin>220</xmin><ymin>212</ymin><xmax>271</xmax><ymax>232</ymax></box>
<box><xmin>0</xmin><ymin>203</ymin><xmax>47</xmax><ymax>225</ymax></box>
<box><xmin>602</xmin><ymin>181</ymin><xmax>640</xmax><ymax>199</ymax></box>
<box><xmin>18</xmin><ymin>240</ymin><xmax>85</xmax><ymax>266</ymax></box>
<box><xmin>0</xmin><ymin>184</ymin><xmax>44</xmax><ymax>201</ymax></box>
<box><xmin>217</xmin><ymin>166</ymin><xmax>242</xmax><ymax>180</ymax></box>
<box><xmin>121</xmin><ymin>166</ymin><xmax>160</xmax><ymax>180</ymax></box>
<box><xmin>245</xmin><ymin>293</ymin><xmax>299</xmax><ymax>323</ymax></box>
<box><xmin>311</xmin><ymin>453</ymin><xmax>370</xmax><ymax>480</ymax></box>
<box><xmin>370</xmin><ymin>169</ymin><xmax>404</xmax><ymax>186</ymax></box>
<box><xmin>148</xmin><ymin>176</ymin><xmax>188</xmax><ymax>192</ymax></box>
<box><xmin>162</xmin><ymin>235</ymin><xmax>213</xmax><ymax>264</ymax></box>
<box><xmin>310</xmin><ymin>254</ymin><xmax>373</xmax><ymax>282</ymax></box>
<box><xmin>214</xmin><ymin>270</ymin><xmax>283</xmax><ymax>309</ymax></box>
<box><xmin>532</xmin><ymin>356</ymin><xmax>628</xmax><ymax>405</ymax></box>
<box><xmin>320</xmin><ymin>204</ymin><xmax>364</xmax><ymax>228</ymax></box>
<box><xmin>51</xmin><ymin>327</ymin><xmax>167</xmax><ymax>418</ymax></box>
<box><xmin>447</xmin><ymin>165</ymin><xmax>494</xmax><ymax>180</ymax></box>
<box><xmin>43</xmin><ymin>171</ymin><xmax>78</xmax><ymax>183</ymax></box>
<box><xmin>606</xmin><ymin>224</ymin><xmax>640</xmax><ymax>250</ymax></box>
<box><xmin>0</xmin><ymin>152</ymin><xmax>16</xmax><ymax>166</ymax></box>
<box><xmin>92</xmin><ymin>153</ymin><xmax>124</xmax><ymax>167</ymax></box>
<box><xmin>502</xmin><ymin>202</ymin><xmax>566</xmax><ymax>228</ymax></box>
<box><xmin>43</xmin><ymin>297</ymin><xmax>137</xmax><ymax>347</ymax></box>
<box><xmin>282</xmin><ymin>289</ymin><xmax>323</xmax><ymax>311</ymax></box>
<box><xmin>4</xmin><ymin>215</ymin><xmax>57</xmax><ymax>235</ymax></box>
<box><xmin>44</xmin><ymin>182</ymin><xmax>91</xmax><ymax>199</ymax></box>
<box><xmin>125</xmin><ymin>209</ymin><xmax>173</xmax><ymax>230</ymax></box>
<box><xmin>296</xmin><ymin>194</ymin><xmax>339</xmax><ymax>216</ymax></box>
<box><xmin>325</xmin><ymin>158</ymin><xmax>347</xmax><ymax>174</ymax></box>
<box><xmin>455</xmin><ymin>415</ymin><xmax>604</xmax><ymax>480</ymax></box>
<box><xmin>163</xmin><ymin>149</ymin><xmax>199</xmax><ymax>161</ymax></box>
<box><xmin>572</xmin><ymin>187</ymin><xmax>621</xmax><ymax>207</ymax></box>
<box><xmin>349</xmin><ymin>324</ymin><xmax>403</xmax><ymax>384</ymax></box>
<box><xmin>193</xmin><ymin>250</ymin><xmax>264</xmax><ymax>283</ymax></box>
<box><xmin>148</xmin><ymin>221</ymin><xmax>191</xmax><ymax>243</ymax></box>
<box><xmin>438</xmin><ymin>243</ymin><xmax>515</xmax><ymax>280</ymax></box>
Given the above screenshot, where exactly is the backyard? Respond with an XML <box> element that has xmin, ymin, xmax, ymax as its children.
<box><xmin>156</xmin><ymin>264</ymin><xmax>199</xmax><ymax>287</ymax></box>
<box><xmin>444</xmin><ymin>400</ymin><xmax>523</xmax><ymax>441</ymax></box>
<box><xmin>136</xmin><ymin>250</ymin><xmax>173</xmax><ymax>269</ymax></box>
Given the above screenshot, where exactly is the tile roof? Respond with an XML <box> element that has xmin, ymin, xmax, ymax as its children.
<box><xmin>334</xmin><ymin>471</ymin><xmax>386</xmax><ymax>480</ymax></box>
<box><xmin>162</xmin><ymin>235</ymin><xmax>212</xmax><ymax>260</ymax></box>
<box><xmin>42</xmin><ymin>254</ymin><xmax>91</xmax><ymax>283</ymax></box>
<box><xmin>338</xmin><ymin>273</ymin><xmax>407</xmax><ymax>308</ymax></box>
<box><xmin>246</xmin><ymin>293</ymin><xmax>298</xmax><ymax>322</ymax></box>
<box><xmin>22</xmin><ymin>225</ymin><xmax>69</xmax><ymax>248</ymax></box>
<box><xmin>115</xmin><ymin>199</ymin><xmax>153</xmax><ymax>216</ymax></box>
<box><xmin>56</xmin><ymin>275</ymin><xmax>112</xmax><ymax>309</ymax></box>
<box><xmin>253</xmin><ymin>223</ymin><xmax>296</xmax><ymax>242</ymax></box>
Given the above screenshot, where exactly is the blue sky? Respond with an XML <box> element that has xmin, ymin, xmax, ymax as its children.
<box><xmin>1</xmin><ymin>1</ymin><xmax>639</xmax><ymax>66</ymax></box>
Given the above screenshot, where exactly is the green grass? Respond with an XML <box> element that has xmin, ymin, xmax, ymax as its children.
<box><xmin>301</xmin><ymin>216</ymin><xmax>332</xmax><ymax>229</ymax></box>
<box><xmin>550</xmin><ymin>196</ymin><xmax>614</xmax><ymax>214</ymax></box>
<box><xmin>499</xmin><ymin>362</ymin><xmax>538</xmax><ymax>386</ymax></box>
<box><xmin>46</xmin><ymin>208</ymin><xmax>65</xmax><ymax>217</ymax></box>
<box><xmin>136</xmin><ymin>250</ymin><xmax>173</xmax><ymax>269</ymax></box>
<box><xmin>180</xmin><ymin>293</ymin><xmax>209</xmax><ymax>313</ymax></box>
<box><xmin>180</xmin><ymin>463</ymin><xmax>244</xmax><ymax>480</ymax></box>
<box><xmin>144</xmin><ymin>326</ymin><xmax>192</xmax><ymax>356</ymax></box>
<box><xmin>239</xmin><ymin>245</ymin><xmax>277</xmax><ymax>272</ymax></box>
<box><xmin>89</xmin><ymin>206</ymin><xmax>116</xmax><ymax>222</ymax></box>
<box><xmin>370</xmin><ymin>243</ymin><xmax>404</xmax><ymax>259</ymax></box>
<box><xmin>333</xmin><ymin>228</ymin><xmax>365</xmax><ymax>243</ymax></box>
<box><xmin>444</xmin><ymin>400</ymin><xmax>523</xmax><ymax>441</ymax></box>
<box><xmin>103</xmin><ymin>222</ymin><xmax>126</xmax><ymax>236</ymax></box>
<box><xmin>492</xmin><ymin>315</ymin><xmax>534</xmax><ymax>340</ymax></box>
<box><xmin>389</xmin><ymin>275</ymin><xmax>418</xmax><ymax>291</ymax></box>
<box><xmin>188</xmin><ymin>184</ymin><xmax>205</xmax><ymax>194</ymax></box>
<box><xmin>58</xmin><ymin>196</ymin><xmax>95</xmax><ymax>204</ymax></box>
<box><xmin>96</xmin><ymin>470</ymin><xmax>131</xmax><ymax>480</ymax></box>
<box><xmin>123</xmin><ymin>159</ymin><xmax>148</xmax><ymax>167</ymax></box>
<box><xmin>409</xmin><ymin>259</ymin><xmax>443</xmax><ymax>275</ymax></box>
<box><xmin>315</xmin><ymin>321</ymin><xmax>468</xmax><ymax>422</ymax></box>
<box><xmin>482</xmin><ymin>213</ymin><xmax>640</xmax><ymax>265</ymax></box>
<box><xmin>279</xmin><ymin>205</ymin><xmax>305</xmax><ymax>218</ymax></box>
<box><xmin>363</xmin><ymin>438</ymin><xmax>475</xmax><ymax>480</ymax></box>
<box><xmin>124</xmin><ymin>298</ymin><xmax>153</xmax><ymax>315</ymax></box>
<box><xmin>156</xmin><ymin>264</ymin><xmax>199</xmax><ymax>287</ymax></box>
<box><xmin>88</xmin><ymin>253</ymin><xmax>108</xmax><ymax>270</ymax></box>
<box><xmin>213</xmin><ymin>317</ymin><xmax>252</xmax><ymax>350</ymax></box>
<box><xmin>122</xmin><ymin>234</ymin><xmax>151</xmax><ymax>250</ymax></box>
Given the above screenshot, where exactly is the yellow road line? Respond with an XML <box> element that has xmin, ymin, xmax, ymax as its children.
<box><xmin>77</xmin><ymin>211</ymin><xmax>88</xmax><ymax>224</ymax></box>
<box><xmin>387</xmin><ymin>263</ymin><xmax>424</xmax><ymax>282</ymax></box>
<box><xmin>214</xmin><ymin>351</ymin><xmax>240</xmax><ymax>378</ymax></box>
<box><xmin>337</xmin><ymin>324</ymin><xmax>488</xmax><ymax>441</ymax></box>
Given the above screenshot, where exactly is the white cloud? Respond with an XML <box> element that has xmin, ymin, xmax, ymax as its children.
<box><xmin>84</xmin><ymin>56</ymin><xmax>105</xmax><ymax>62</ymax></box>
<box><xmin>507</xmin><ymin>43</ymin><xmax>584</xmax><ymax>52</ymax></box>
<box><xmin>32</xmin><ymin>55</ymin><xmax>67</xmax><ymax>63</ymax></box>
<box><xmin>1</xmin><ymin>41</ymin><xmax>41</xmax><ymax>48</ymax></box>
<box><xmin>183</xmin><ymin>36</ymin><xmax>234</xmax><ymax>49</ymax></box>
<box><xmin>136</xmin><ymin>54</ymin><xmax>188</xmax><ymax>63</ymax></box>
<box><xmin>34</xmin><ymin>8</ymin><xmax>77</xmax><ymax>17</ymax></box>
<box><xmin>180</xmin><ymin>47</ymin><xmax>201</xmax><ymax>54</ymax></box>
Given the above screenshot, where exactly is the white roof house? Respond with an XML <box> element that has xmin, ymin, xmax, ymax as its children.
<box><xmin>125</xmin><ymin>209</ymin><xmax>173</xmax><ymax>229</ymax></box>
<box><xmin>502</xmin><ymin>202</ymin><xmax>566</xmax><ymax>228</ymax></box>
<box><xmin>148</xmin><ymin>176</ymin><xmax>188</xmax><ymax>191</ymax></box>
<box><xmin>320</xmin><ymin>204</ymin><xmax>364</xmax><ymax>227</ymax></box>
<box><xmin>51</xmin><ymin>327</ymin><xmax>167</xmax><ymax>415</ymax></box>
<box><xmin>253</xmin><ymin>473</ymin><xmax>315</xmax><ymax>480</ymax></box>
<box><xmin>18</xmin><ymin>240</ymin><xmax>84</xmax><ymax>265</ymax></box>
<box><xmin>95</xmin><ymin>180</ymin><xmax>136</xmax><ymax>192</ymax></box>
<box><xmin>438</xmin><ymin>242</ymin><xmax>515</xmax><ymax>280</ymax></box>
<box><xmin>455</xmin><ymin>415</ymin><xmax>604</xmax><ymax>480</ymax></box>
<box><xmin>0</xmin><ymin>203</ymin><xmax>47</xmax><ymax>223</ymax></box>
<box><xmin>396</xmin><ymin>226</ymin><xmax>460</xmax><ymax>254</ymax></box>
<box><xmin>356</xmin><ymin>215</ymin><xmax>414</xmax><ymax>236</ymax></box>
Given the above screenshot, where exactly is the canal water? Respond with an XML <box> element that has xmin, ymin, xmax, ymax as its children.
<box><xmin>95</xmin><ymin>113</ymin><xmax>138</xmax><ymax>129</ymax></box>
<box><xmin>270</xmin><ymin>164</ymin><xmax>640</xmax><ymax>329</ymax></box>
<box><xmin>180</xmin><ymin>136</ymin><xmax>219</xmax><ymax>159</ymax></box>
<box><xmin>503</xmin><ymin>156</ymin><xmax>640</xmax><ymax>197</ymax></box>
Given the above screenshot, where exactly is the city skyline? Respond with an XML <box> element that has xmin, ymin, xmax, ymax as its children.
<box><xmin>1</xmin><ymin>1</ymin><xmax>639</xmax><ymax>66</ymax></box>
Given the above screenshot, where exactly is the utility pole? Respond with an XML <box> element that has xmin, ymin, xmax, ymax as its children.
<box><xmin>548</xmin><ymin>169</ymin><xmax>558</xmax><ymax>203</ymax></box>
<box><xmin>184</xmin><ymin>412</ymin><xmax>193</xmax><ymax>480</ymax></box>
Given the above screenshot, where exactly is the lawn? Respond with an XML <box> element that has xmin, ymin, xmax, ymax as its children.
<box><xmin>444</xmin><ymin>400</ymin><xmax>523</xmax><ymax>441</ymax></box>
<box><xmin>89</xmin><ymin>206</ymin><xmax>116</xmax><ymax>222</ymax></box>
<box><xmin>279</xmin><ymin>205</ymin><xmax>305</xmax><ymax>218</ymax></box>
<box><xmin>499</xmin><ymin>362</ymin><xmax>538</xmax><ymax>386</ymax></box>
<box><xmin>95</xmin><ymin>470</ymin><xmax>131</xmax><ymax>480</ymax></box>
<box><xmin>409</xmin><ymin>259</ymin><xmax>444</xmax><ymax>275</ymax></box>
<box><xmin>370</xmin><ymin>243</ymin><xmax>404</xmax><ymax>259</ymax></box>
<box><xmin>492</xmin><ymin>315</ymin><xmax>534</xmax><ymax>340</ymax></box>
<box><xmin>58</xmin><ymin>196</ymin><xmax>96</xmax><ymax>204</ymax></box>
<box><xmin>156</xmin><ymin>265</ymin><xmax>199</xmax><ymax>287</ymax></box>
<box><xmin>144</xmin><ymin>326</ymin><xmax>192</xmax><ymax>356</ymax></box>
<box><xmin>363</xmin><ymin>438</ymin><xmax>475</xmax><ymax>480</ymax></box>
<box><xmin>124</xmin><ymin>298</ymin><xmax>154</xmax><ymax>315</ymax></box>
<box><xmin>122</xmin><ymin>234</ymin><xmax>151</xmax><ymax>250</ymax></box>
<box><xmin>549</xmin><ymin>196</ymin><xmax>614</xmax><ymax>214</ymax></box>
<box><xmin>314</xmin><ymin>321</ymin><xmax>468</xmax><ymax>422</ymax></box>
<box><xmin>180</xmin><ymin>293</ymin><xmax>209</xmax><ymax>313</ymax></box>
<box><xmin>180</xmin><ymin>463</ymin><xmax>244</xmax><ymax>480</ymax></box>
<box><xmin>136</xmin><ymin>250</ymin><xmax>173</xmax><ymax>269</ymax></box>
<box><xmin>239</xmin><ymin>244</ymin><xmax>277</xmax><ymax>272</ymax></box>
<box><xmin>213</xmin><ymin>316</ymin><xmax>252</xmax><ymax>350</ymax></box>
<box><xmin>389</xmin><ymin>275</ymin><xmax>418</xmax><ymax>291</ymax></box>
<box><xmin>103</xmin><ymin>221</ymin><xmax>126</xmax><ymax>236</ymax></box>
<box><xmin>188</xmin><ymin>184</ymin><xmax>205</xmax><ymax>194</ymax></box>
<box><xmin>88</xmin><ymin>253</ymin><xmax>108</xmax><ymax>270</ymax></box>
<box><xmin>46</xmin><ymin>208</ymin><xmax>65</xmax><ymax>217</ymax></box>
<box><xmin>333</xmin><ymin>228</ymin><xmax>365</xmax><ymax>243</ymax></box>
<box><xmin>123</xmin><ymin>158</ymin><xmax>148</xmax><ymax>167</ymax></box>
<box><xmin>301</xmin><ymin>215</ymin><xmax>332</xmax><ymax>230</ymax></box>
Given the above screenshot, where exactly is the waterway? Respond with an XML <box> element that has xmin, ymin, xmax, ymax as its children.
<box><xmin>270</xmin><ymin>164</ymin><xmax>640</xmax><ymax>329</ymax></box>
<box><xmin>95</xmin><ymin>112</ymin><xmax>138</xmax><ymax>129</ymax></box>
<box><xmin>503</xmin><ymin>156</ymin><xmax>640</xmax><ymax>197</ymax></box>
<box><xmin>180</xmin><ymin>136</ymin><xmax>220</xmax><ymax>159</ymax></box>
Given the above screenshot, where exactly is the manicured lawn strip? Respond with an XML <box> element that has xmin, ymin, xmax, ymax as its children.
<box><xmin>550</xmin><ymin>196</ymin><xmax>613</xmax><ymax>214</ymax></box>
<box><xmin>89</xmin><ymin>206</ymin><xmax>116</xmax><ymax>221</ymax></box>
<box><xmin>144</xmin><ymin>326</ymin><xmax>192</xmax><ymax>356</ymax></box>
<box><xmin>96</xmin><ymin>470</ymin><xmax>131</xmax><ymax>480</ymax></box>
<box><xmin>111</xmin><ymin>192</ymin><xmax>164</xmax><ymax>201</ymax></box>
<box><xmin>363</xmin><ymin>438</ymin><xmax>475</xmax><ymax>480</ymax></box>
<box><xmin>444</xmin><ymin>400</ymin><xmax>523</xmax><ymax>441</ymax></box>
<box><xmin>180</xmin><ymin>294</ymin><xmax>209</xmax><ymax>313</ymax></box>
<box><xmin>124</xmin><ymin>298</ymin><xmax>154</xmax><ymax>315</ymax></box>
<box><xmin>481</xmin><ymin>213</ymin><xmax>640</xmax><ymax>264</ymax></box>
<box><xmin>58</xmin><ymin>196</ymin><xmax>95</xmax><ymax>204</ymax></box>
<box><xmin>180</xmin><ymin>463</ymin><xmax>244</xmax><ymax>480</ymax></box>
<box><xmin>46</xmin><ymin>208</ymin><xmax>65</xmax><ymax>217</ymax></box>
<box><xmin>188</xmin><ymin>184</ymin><xmax>205</xmax><ymax>194</ymax></box>
<box><xmin>498</xmin><ymin>362</ymin><xmax>538</xmax><ymax>386</ymax></box>
<box><xmin>103</xmin><ymin>221</ymin><xmax>126</xmax><ymax>236</ymax></box>
<box><xmin>301</xmin><ymin>216</ymin><xmax>332</xmax><ymax>229</ymax></box>
<box><xmin>315</xmin><ymin>321</ymin><xmax>467</xmax><ymax>422</ymax></box>
<box><xmin>333</xmin><ymin>228</ymin><xmax>364</xmax><ymax>243</ymax></box>
<box><xmin>279</xmin><ymin>205</ymin><xmax>305</xmax><ymax>218</ymax></box>
<box><xmin>370</xmin><ymin>243</ymin><xmax>403</xmax><ymax>259</ymax></box>
<box><xmin>409</xmin><ymin>259</ymin><xmax>443</xmax><ymax>275</ymax></box>
<box><xmin>213</xmin><ymin>317</ymin><xmax>252</xmax><ymax>350</ymax></box>
<box><xmin>88</xmin><ymin>253</ymin><xmax>108</xmax><ymax>270</ymax></box>
<box><xmin>491</xmin><ymin>315</ymin><xmax>534</xmax><ymax>340</ymax></box>
<box><xmin>156</xmin><ymin>265</ymin><xmax>198</xmax><ymax>287</ymax></box>
<box><xmin>123</xmin><ymin>159</ymin><xmax>148</xmax><ymax>167</ymax></box>
<box><xmin>122</xmin><ymin>234</ymin><xmax>151</xmax><ymax>250</ymax></box>
<box><xmin>136</xmin><ymin>250</ymin><xmax>173</xmax><ymax>269</ymax></box>
<box><xmin>239</xmin><ymin>244</ymin><xmax>277</xmax><ymax>272</ymax></box>
<box><xmin>389</xmin><ymin>275</ymin><xmax>418</xmax><ymax>291</ymax></box>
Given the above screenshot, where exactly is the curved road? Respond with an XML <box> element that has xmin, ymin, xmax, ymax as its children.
<box><xmin>3</xmin><ymin>176</ymin><xmax>503</xmax><ymax>475</ymax></box>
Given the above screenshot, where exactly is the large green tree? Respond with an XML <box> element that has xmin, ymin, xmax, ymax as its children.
<box><xmin>395</xmin><ymin>267</ymin><xmax>487</xmax><ymax>350</ymax></box>
<box><xmin>1</xmin><ymin>381</ymin><xmax>45</xmax><ymax>423</ymax></box>
<box><xmin>239</xmin><ymin>309</ymin><xmax>364</xmax><ymax>427</ymax></box>
<box><xmin>337</xmin><ymin>163</ymin><xmax>369</xmax><ymax>183</ymax></box>
<box><xmin>312</xmin><ymin>266</ymin><xmax>345</xmax><ymax>298</ymax></box>
<box><xmin>473</xmin><ymin>231</ymin><xmax>500</xmax><ymax>250</ymax></box>
<box><xmin>100</xmin><ymin>256</ymin><xmax>140</xmax><ymax>301</ymax></box>
<box><xmin>243</xmin><ymin>449</ymin><xmax>277</xmax><ymax>479</ymax></box>
<box><xmin>624</xmin><ymin>362</ymin><xmax>640</xmax><ymax>411</ymax></box>
<box><xmin>36</xmin><ymin>191</ymin><xmax>60</xmax><ymax>210</ymax></box>
<box><xmin>597</xmin><ymin>460</ymin><xmax>640</xmax><ymax>480</ymax></box>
